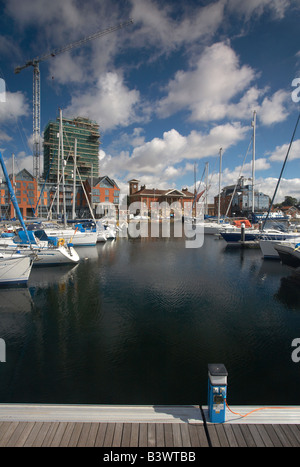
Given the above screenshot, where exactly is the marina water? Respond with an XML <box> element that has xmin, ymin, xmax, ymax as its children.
<box><xmin>1</xmin><ymin>228</ymin><xmax>300</xmax><ymax>406</ymax></box>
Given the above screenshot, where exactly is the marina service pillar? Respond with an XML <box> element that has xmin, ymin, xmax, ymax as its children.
<box><xmin>207</xmin><ymin>364</ymin><xmax>228</xmax><ymax>423</ymax></box>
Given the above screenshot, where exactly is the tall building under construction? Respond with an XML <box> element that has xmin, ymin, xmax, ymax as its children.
<box><xmin>43</xmin><ymin>116</ymin><xmax>100</xmax><ymax>184</ymax></box>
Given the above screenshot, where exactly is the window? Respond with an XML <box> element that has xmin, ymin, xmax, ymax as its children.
<box><xmin>105</xmin><ymin>189</ymin><xmax>109</xmax><ymax>195</ymax></box>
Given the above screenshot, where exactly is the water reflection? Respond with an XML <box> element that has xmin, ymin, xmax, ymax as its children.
<box><xmin>275</xmin><ymin>271</ymin><xmax>300</xmax><ymax>311</ymax></box>
<box><xmin>2</xmin><ymin>235</ymin><xmax>300</xmax><ymax>405</ymax></box>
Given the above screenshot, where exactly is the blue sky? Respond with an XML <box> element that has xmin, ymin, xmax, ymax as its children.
<box><xmin>0</xmin><ymin>0</ymin><xmax>300</xmax><ymax>202</ymax></box>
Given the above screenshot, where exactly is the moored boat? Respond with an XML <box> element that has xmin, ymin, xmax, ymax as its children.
<box><xmin>0</xmin><ymin>229</ymin><xmax>80</xmax><ymax>266</ymax></box>
<box><xmin>259</xmin><ymin>235</ymin><xmax>300</xmax><ymax>259</ymax></box>
<box><xmin>274</xmin><ymin>241</ymin><xmax>300</xmax><ymax>268</ymax></box>
<box><xmin>0</xmin><ymin>251</ymin><xmax>33</xmax><ymax>286</ymax></box>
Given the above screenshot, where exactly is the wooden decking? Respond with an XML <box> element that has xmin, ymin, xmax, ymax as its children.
<box><xmin>0</xmin><ymin>404</ymin><xmax>299</xmax><ymax>447</ymax></box>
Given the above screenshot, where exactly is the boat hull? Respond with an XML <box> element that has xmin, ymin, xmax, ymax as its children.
<box><xmin>44</xmin><ymin>229</ymin><xmax>97</xmax><ymax>246</ymax></box>
<box><xmin>221</xmin><ymin>230</ymin><xmax>296</xmax><ymax>245</ymax></box>
<box><xmin>0</xmin><ymin>244</ymin><xmax>80</xmax><ymax>266</ymax></box>
<box><xmin>274</xmin><ymin>244</ymin><xmax>300</xmax><ymax>267</ymax></box>
<box><xmin>259</xmin><ymin>236</ymin><xmax>300</xmax><ymax>259</ymax></box>
<box><xmin>0</xmin><ymin>255</ymin><xmax>33</xmax><ymax>286</ymax></box>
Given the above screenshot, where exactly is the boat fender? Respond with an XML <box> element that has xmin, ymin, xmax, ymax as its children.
<box><xmin>58</xmin><ymin>238</ymin><xmax>65</xmax><ymax>247</ymax></box>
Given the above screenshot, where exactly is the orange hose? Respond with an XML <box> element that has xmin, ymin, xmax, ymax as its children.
<box><xmin>225</xmin><ymin>399</ymin><xmax>296</xmax><ymax>418</ymax></box>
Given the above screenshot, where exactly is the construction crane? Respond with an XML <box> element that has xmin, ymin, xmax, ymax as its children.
<box><xmin>14</xmin><ymin>19</ymin><xmax>133</xmax><ymax>181</ymax></box>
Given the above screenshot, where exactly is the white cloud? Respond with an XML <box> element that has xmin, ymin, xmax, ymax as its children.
<box><xmin>259</xmin><ymin>90</ymin><xmax>290</xmax><ymax>125</ymax></box>
<box><xmin>256</xmin><ymin>176</ymin><xmax>300</xmax><ymax>202</ymax></box>
<box><xmin>129</xmin><ymin>0</ymin><xmax>225</xmax><ymax>53</ymax></box>
<box><xmin>47</xmin><ymin>52</ymin><xmax>87</xmax><ymax>85</ymax></box>
<box><xmin>64</xmin><ymin>72</ymin><xmax>140</xmax><ymax>131</ymax></box>
<box><xmin>0</xmin><ymin>131</ymin><xmax>12</xmax><ymax>143</ymax></box>
<box><xmin>226</xmin><ymin>0</ymin><xmax>292</xmax><ymax>20</ymax></box>
<box><xmin>157</xmin><ymin>41</ymin><xmax>291</xmax><ymax>126</ymax></box>
<box><xmin>99</xmin><ymin>123</ymin><xmax>248</xmax><ymax>190</ymax></box>
<box><xmin>157</xmin><ymin>42</ymin><xmax>255</xmax><ymax>121</ymax></box>
<box><xmin>2</xmin><ymin>151</ymin><xmax>34</xmax><ymax>175</ymax></box>
<box><xmin>0</xmin><ymin>91</ymin><xmax>30</xmax><ymax>122</ymax></box>
<box><xmin>268</xmin><ymin>139</ymin><xmax>300</xmax><ymax>162</ymax></box>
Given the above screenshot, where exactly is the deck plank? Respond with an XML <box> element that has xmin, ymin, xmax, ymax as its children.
<box><xmin>180</xmin><ymin>423</ymin><xmax>192</xmax><ymax>447</ymax></box>
<box><xmin>148</xmin><ymin>423</ymin><xmax>156</xmax><ymax>447</ymax></box>
<box><xmin>156</xmin><ymin>423</ymin><xmax>165</xmax><ymax>447</ymax></box>
<box><xmin>41</xmin><ymin>421</ymin><xmax>60</xmax><ymax>447</ymax></box>
<box><xmin>103</xmin><ymin>422</ymin><xmax>115</xmax><ymax>446</ymax></box>
<box><xmin>77</xmin><ymin>422</ymin><xmax>92</xmax><ymax>447</ymax></box>
<box><xmin>0</xmin><ymin>404</ymin><xmax>300</xmax><ymax>447</ymax></box>
<box><xmin>4</xmin><ymin>421</ymin><xmax>28</xmax><ymax>447</ymax></box>
<box><xmin>172</xmin><ymin>423</ymin><xmax>182</xmax><ymax>447</ymax></box>
<box><xmin>112</xmin><ymin>422</ymin><xmax>123</xmax><ymax>447</ymax></box>
<box><xmin>67</xmin><ymin>422</ymin><xmax>83</xmax><ymax>447</ymax></box>
<box><xmin>121</xmin><ymin>423</ymin><xmax>131</xmax><ymax>447</ymax></box>
<box><xmin>139</xmin><ymin>423</ymin><xmax>147</xmax><ymax>447</ymax></box>
<box><xmin>222</xmin><ymin>424</ymin><xmax>239</xmax><ymax>447</ymax></box>
<box><xmin>0</xmin><ymin>420</ymin><xmax>299</xmax><ymax>446</ymax></box>
<box><xmin>32</xmin><ymin>422</ymin><xmax>52</xmax><ymax>447</ymax></box>
<box><xmin>59</xmin><ymin>421</ymin><xmax>76</xmax><ymax>447</ymax></box>
<box><xmin>207</xmin><ymin>425</ymin><xmax>221</xmax><ymax>447</ymax></box>
<box><xmin>94</xmin><ymin>422</ymin><xmax>107</xmax><ymax>447</ymax></box>
<box><xmin>246</xmin><ymin>424</ymin><xmax>266</xmax><ymax>447</ymax></box>
<box><xmin>11</xmin><ymin>421</ymin><xmax>36</xmax><ymax>447</ymax></box>
<box><xmin>130</xmin><ymin>423</ymin><xmax>139</xmax><ymax>447</ymax></box>
<box><xmin>0</xmin><ymin>422</ymin><xmax>19</xmax><ymax>447</ymax></box>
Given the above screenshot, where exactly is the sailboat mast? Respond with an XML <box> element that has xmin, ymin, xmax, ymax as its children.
<box><xmin>11</xmin><ymin>153</ymin><xmax>15</xmax><ymax>218</ymax></box>
<box><xmin>57</xmin><ymin>114</ymin><xmax>61</xmax><ymax>217</ymax></box>
<box><xmin>72</xmin><ymin>138</ymin><xmax>77</xmax><ymax>220</ymax></box>
<box><xmin>218</xmin><ymin>148</ymin><xmax>222</xmax><ymax>224</ymax></box>
<box><xmin>205</xmin><ymin>162</ymin><xmax>209</xmax><ymax>216</ymax></box>
<box><xmin>252</xmin><ymin>110</ymin><xmax>256</xmax><ymax>214</ymax></box>
<box><xmin>59</xmin><ymin>109</ymin><xmax>67</xmax><ymax>227</ymax></box>
<box><xmin>0</xmin><ymin>151</ymin><xmax>29</xmax><ymax>237</ymax></box>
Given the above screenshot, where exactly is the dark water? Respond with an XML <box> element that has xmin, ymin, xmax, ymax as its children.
<box><xmin>1</xmin><ymin>229</ymin><xmax>300</xmax><ymax>406</ymax></box>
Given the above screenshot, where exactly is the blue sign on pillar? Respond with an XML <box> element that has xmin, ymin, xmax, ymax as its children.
<box><xmin>207</xmin><ymin>364</ymin><xmax>228</xmax><ymax>423</ymax></box>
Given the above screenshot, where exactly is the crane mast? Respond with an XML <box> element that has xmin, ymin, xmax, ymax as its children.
<box><xmin>15</xmin><ymin>19</ymin><xmax>133</xmax><ymax>181</ymax></box>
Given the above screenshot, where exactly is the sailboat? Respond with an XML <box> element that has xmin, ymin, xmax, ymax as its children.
<box><xmin>0</xmin><ymin>151</ymin><xmax>34</xmax><ymax>284</ymax></box>
<box><xmin>0</xmin><ymin>151</ymin><xmax>80</xmax><ymax>267</ymax></box>
<box><xmin>0</xmin><ymin>251</ymin><xmax>33</xmax><ymax>286</ymax></box>
<box><xmin>191</xmin><ymin>150</ymin><xmax>236</xmax><ymax>234</ymax></box>
<box><xmin>221</xmin><ymin>111</ymin><xmax>298</xmax><ymax>246</ymax></box>
<box><xmin>274</xmin><ymin>240</ymin><xmax>300</xmax><ymax>267</ymax></box>
<box><xmin>0</xmin><ymin>229</ymin><xmax>80</xmax><ymax>266</ymax></box>
<box><xmin>258</xmin><ymin>112</ymin><xmax>300</xmax><ymax>257</ymax></box>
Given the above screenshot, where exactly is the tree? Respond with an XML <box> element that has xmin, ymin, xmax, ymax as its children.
<box><xmin>283</xmin><ymin>196</ymin><xmax>298</xmax><ymax>206</ymax></box>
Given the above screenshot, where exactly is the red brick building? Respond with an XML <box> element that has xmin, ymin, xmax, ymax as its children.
<box><xmin>127</xmin><ymin>179</ymin><xmax>195</xmax><ymax>215</ymax></box>
<box><xmin>83</xmin><ymin>176</ymin><xmax>120</xmax><ymax>215</ymax></box>
<box><xmin>2</xmin><ymin>169</ymin><xmax>44</xmax><ymax>219</ymax></box>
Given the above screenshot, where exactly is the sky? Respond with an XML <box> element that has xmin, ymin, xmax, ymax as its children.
<box><xmin>0</xmin><ymin>0</ymin><xmax>300</xmax><ymax>203</ymax></box>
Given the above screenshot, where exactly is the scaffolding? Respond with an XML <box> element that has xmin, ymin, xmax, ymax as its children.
<box><xmin>43</xmin><ymin>116</ymin><xmax>100</xmax><ymax>184</ymax></box>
